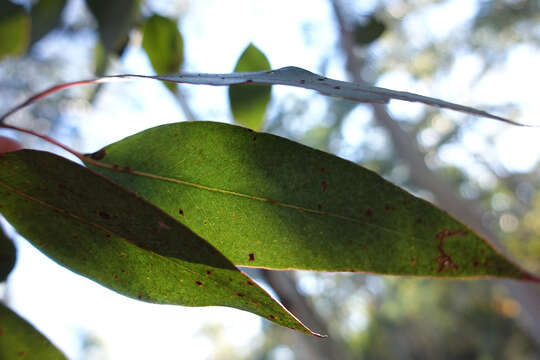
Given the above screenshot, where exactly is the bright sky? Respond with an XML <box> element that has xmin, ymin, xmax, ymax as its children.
<box><xmin>3</xmin><ymin>0</ymin><xmax>540</xmax><ymax>359</ymax></box>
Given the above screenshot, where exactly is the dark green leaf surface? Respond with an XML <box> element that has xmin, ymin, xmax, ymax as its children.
<box><xmin>87</xmin><ymin>122</ymin><xmax>537</xmax><ymax>281</ymax></box>
<box><xmin>0</xmin><ymin>2</ymin><xmax>30</xmax><ymax>59</ymax></box>
<box><xmin>0</xmin><ymin>150</ymin><xmax>318</xmax><ymax>336</ymax></box>
<box><xmin>30</xmin><ymin>0</ymin><xmax>67</xmax><ymax>45</ymax></box>
<box><xmin>0</xmin><ymin>302</ymin><xmax>67</xmax><ymax>360</ymax></box>
<box><xmin>142</xmin><ymin>14</ymin><xmax>183</xmax><ymax>93</ymax></box>
<box><xmin>86</xmin><ymin>0</ymin><xmax>138</xmax><ymax>53</ymax></box>
<box><xmin>0</xmin><ymin>226</ymin><xmax>16</xmax><ymax>282</ymax></box>
<box><xmin>228</xmin><ymin>44</ymin><xmax>271</xmax><ymax>130</ymax></box>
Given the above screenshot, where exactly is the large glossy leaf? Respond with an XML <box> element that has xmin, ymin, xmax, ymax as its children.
<box><xmin>87</xmin><ymin>122</ymin><xmax>538</xmax><ymax>281</ymax></box>
<box><xmin>86</xmin><ymin>0</ymin><xmax>138</xmax><ymax>54</ymax></box>
<box><xmin>142</xmin><ymin>14</ymin><xmax>183</xmax><ymax>93</ymax></box>
<box><xmin>0</xmin><ymin>150</ymin><xmax>318</xmax><ymax>336</ymax></box>
<box><xmin>0</xmin><ymin>303</ymin><xmax>67</xmax><ymax>359</ymax></box>
<box><xmin>0</xmin><ymin>2</ymin><xmax>30</xmax><ymax>59</ymax></box>
<box><xmin>0</xmin><ymin>225</ymin><xmax>16</xmax><ymax>282</ymax></box>
<box><xmin>30</xmin><ymin>0</ymin><xmax>67</xmax><ymax>45</ymax></box>
<box><xmin>228</xmin><ymin>43</ymin><xmax>271</xmax><ymax>130</ymax></box>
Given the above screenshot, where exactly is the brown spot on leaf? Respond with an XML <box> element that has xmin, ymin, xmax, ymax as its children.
<box><xmin>205</xmin><ymin>270</ymin><xmax>212</xmax><ymax>275</ymax></box>
<box><xmin>473</xmin><ymin>260</ymin><xmax>479</xmax><ymax>268</ymax></box>
<box><xmin>252</xmin><ymin>136</ymin><xmax>257</xmax><ymax>141</ymax></box>
<box><xmin>317</xmin><ymin>77</ymin><xmax>325</xmax><ymax>81</ymax></box>
<box><xmin>364</xmin><ymin>209</ymin><xmax>373</xmax><ymax>217</ymax></box>
<box><xmin>90</xmin><ymin>149</ymin><xmax>106</xmax><ymax>160</ymax></box>
<box><xmin>361</xmin><ymin>243</ymin><xmax>367</xmax><ymax>249</ymax></box>
<box><xmin>179</xmin><ymin>209</ymin><xmax>184</xmax><ymax>216</ymax></box>
<box><xmin>435</xmin><ymin>229</ymin><xmax>465</xmax><ymax>273</ymax></box>
<box><xmin>236</xmin><ymin>292</ymin><xmax>245</xmax><ymax>297</ymax></box>
<box><xmin>384</xmin><ymin>204</ymin><xmax>393</xmax><ymax>211</ymax></box>
<box><xmin>411</xmin><ymin>257</ymin><xmax>417</xmax><ymax>267</ymax></box>
<box><xmin>321</xmin><ymin>181</ymin><xmax>327</xmax><ymax>192</ymax></box>
<box><xmin>98</xmin><ymin>211</ymin><xmax>111</xmax><ymax>220</ymax></box>
<box><xmin>195</xmin><ymin>280</ymin><xmax>203</xmax><ymax>286</ymax></box>
<box><xmin>320</xmin><ymin>167</ymin><xmax>326</xmax><ymax>173</ymax></box>
<box><xmin>17</xmin><ymin>351</ymin><xmax>25</xmax><ymax>357</ymax></box>
<box><xmin>248</xmin><ymin>253</ymin><xmax>255</xmax><ymax>261</ymax></box>
<box><xmin>121</xmin><ymin>269</ymin><xmax>126</xmax><ymax>273</ymax></box>
<box><xmin>246</xmin><ymin>280</ymin><xmax>255</xmax><ymax>286</ymax></box>
<box><xmin>269</xmin><ymin>315</ymin><xmax>276</xmax><ymax>320</ymax></box>
<box><xmin>113</xmin><ymin>274</ymin><xmax>119</xmax><ymax>280</ymax></box>
<box><xmin>120</xmin><ymin>252</ymin><xmax>126</xmax><ymax>257</ymax></box>
<box><xmin>317</xmin><ymin>203</ymin><xmax>322</xmax><ymax>210</ymax></box>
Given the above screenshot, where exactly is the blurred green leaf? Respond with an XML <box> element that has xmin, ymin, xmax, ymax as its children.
<box><xmin>142</xmin><ymin>14</ymin><xmax>184</xmax><ymax>93</ymax></box>
<box><xmin>86</xmin><ymin>0</ymin><xmax>138</xmax><ymax>54</ymax></box>
<box><xmin>0</xmin><ymin>1</ymin><xmax>30</xmax><ymax>59</ymax></box>
<box><xmin>87</xmin><ymin>121</ymin><xmax>536</xmax><ymax>281</ymax></box>
<box><xmin>353</xmin><ymin>15</ymin><xmax>386</xmax><ymax>46</ymax></box>
<box><xmin>30</xmin><ymin>0</ymin><xmax>67</xmax><ymax>45</ymax></box>
<box><xmin>0</xmin><ymin>302</ymin><xmax>66</xmax><ymax>359</ymax></box>
<box><xmin>0</xmin><ymin>150</ymin><xmax>318</xmax><ymax>336</ymax></box>
<box><xmin>228</xmin><ymin>43</ymin><xmax>271</xmax><ymax>130</ymax></box>
<box><xmin>0</xmin><ymin>226</ymin><xmax>16</xmax><ymax>282</ymax></box>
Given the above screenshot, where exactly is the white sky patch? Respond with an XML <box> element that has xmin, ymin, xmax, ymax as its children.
<box><xmin>376</xmin><ymin>71</ymin><xmax>427</xmax><ymax>121</ymax></box>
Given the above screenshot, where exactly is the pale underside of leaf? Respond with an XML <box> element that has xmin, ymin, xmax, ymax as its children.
<box><xmin>1</xmin><ymin>67</ymin><xmax>530</xmax><ymax>126</ymax></box>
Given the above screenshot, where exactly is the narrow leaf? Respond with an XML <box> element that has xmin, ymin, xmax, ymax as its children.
<box><xmin>30</xmin><ymin>0</ymin><xmax>67</xmax><ymax>45</ymax></box>
<box><xmin>1</xmin><ymin>67</ymin><xmax>529</xmax><ymax>126</ymax></box>
<box><xmin>229</xmin><ymin>43</ymin><xmax>271</xmax><ymax>130</ymax></box>
<box><xmin>0</xmin><ymin>225</ymin><xmax>16</xmax><ymax>282</ymax></box>
<box><xmin>142</xmin><ymin>14</ymin><xmax>183</xmax><ymax>93</ymax></box>
<box><xmin>87</xmin><ymin>122</ymin><xmax>539</xmax><ymax>281</ymax></box>
<box><xmin>0</xmin><ymin>150</ymin><xmax>320</xmax><ymax>336</ymax></box>
<box><xmin>0</xmin><ymin>2</ymin><xmax>30</xmax><ymax>59</ymax></box>
<box><xmin>0</xmin><ymin>302</ymin><xmax>67</xmax><ymax>360</ymax></box>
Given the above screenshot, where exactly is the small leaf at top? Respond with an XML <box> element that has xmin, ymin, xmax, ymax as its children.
<box><xmin>0</xmin><ymin>2</ymin><xmax>30</xmax><ymax>59</ymax></box>
<box><xmin>86</xmin><ymin>0</ymin><xmax>138</xmax><ymax>54</ymax></box>
<box><xmin>0</xmin><ymin>225</ymin><xmax>16</xmax><ymax>282</ymax></box>
<box><xmin>30</xmin><ymin>0</ymin><xmax>67</xmax><ymax>45</ymax></box>
<box><xmin>0</xmin><ymin>302</ymin><xmax>67</xmax><ymax>360</ymax></box>
<box><xmin>142</xmin><ymin>14</ymin><xmax>184</xmax><ymax>93</ymax></box>
<box><xmin>87</xmin><ymin>121</ymin><xmax>539</xmax><ymax>282</ymax></box>
<box><xmin>229</xmin><ymin>43</ymin><xmax>271</xmax><ymax>130</ymax></box>
<box><xmin>0</xmin><ymin>150</ymin><xmax>320</xmax><ymax>336</ymax></box>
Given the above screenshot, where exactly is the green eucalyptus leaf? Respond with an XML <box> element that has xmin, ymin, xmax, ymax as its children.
<box><xmin>228</xmin><ymin>43</ymin><xmax>271</xmax><ymax>130</ymax></box>
<box><xmin>142</xmin><ymin>14</ymin><xmax>184</xmax><ymax>93</ymax></box>
<box><xmin>30</xmin><ymin>0</ymin><xmax>67</xmax><ymax>45</ymax></box>
<box><xmin>0</xmin><ymin>225</ymin><xmax>16</xmax><ymax>282</ymax></box>
<box><xmin>86</xmin><ymin>0</ymin><xmax>138</xmax><ymax>54</ymax></box>
<box><xmin>0</xmin><ymin>1</ymin><xmax>30</xmax><ymax>59</ymax></box>
<box><xmin>87</xmin><ymin>121</ymin><xmax>538</xmax><ymax>281</ymax></box>
<box><xmin>0</xmin><ymin>302</ymin><xmax>67</xmax><ymax>360</ymax></box>
<box><xmin>0</xmin><ymin>150</ymin><xmax>319</xmax><ymax>336</ymax></box>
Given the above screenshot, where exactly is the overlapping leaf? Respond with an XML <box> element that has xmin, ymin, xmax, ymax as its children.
<box><xmin>0</xmin><ymin>150</ymin><xmax>319</xmax><ymax>336</ymax></box>
<box><xmin>0</xmin><ymin>303</ymin><xmax>67</xmax><ymax>359</ymax></box>
<box><xmin>0</xmin><ymin>225</ymin><xmax>16</xmax><ymax>282</ymax></box>
<box><xmin>86</xmin><ymin>121</ymin><xmax>538</xmax><ymax>281</ymax></box>
<box><xmin>228</xmin><ymin>43</ymin><xmax>271</xmax><ymax>129</ymax></box>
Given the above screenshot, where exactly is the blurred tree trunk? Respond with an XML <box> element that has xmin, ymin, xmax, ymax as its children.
<box><xmin>330</xmin><ymin>0</ymin><xmax>540</xmax><ymax>347</ymax></box>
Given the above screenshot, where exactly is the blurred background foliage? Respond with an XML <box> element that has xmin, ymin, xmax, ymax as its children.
<box><xmin>1</xmin><ymin>0</ymin><xmax>540</xmax><ymax>358</ymax></box>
